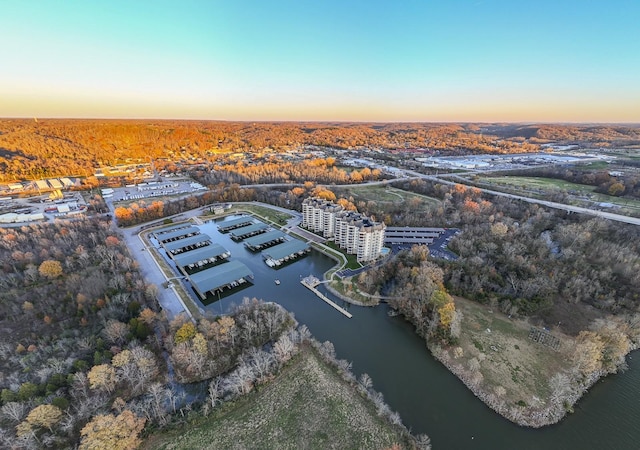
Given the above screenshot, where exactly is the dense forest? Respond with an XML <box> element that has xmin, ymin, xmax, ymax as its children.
<box><xmin>2</xmin><ymin>119</ymin><xmax>637</xmax><ymax>182</ymax></box>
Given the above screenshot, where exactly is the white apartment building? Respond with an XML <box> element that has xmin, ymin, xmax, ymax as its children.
<box><xmin>302</xmin><ymin>197</ymin><xmax>385</xmax><ymax>262</ymax></box>
<box><xmin>302</xmin><ymin>197</ymin><xmax>343</xmax><ymax>238</ymax></box>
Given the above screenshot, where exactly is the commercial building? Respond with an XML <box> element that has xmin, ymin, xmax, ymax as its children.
<box><xmin>301</xmin><ymin>197</ymin><xmax>385</xmax><ymax>262</ymax></box>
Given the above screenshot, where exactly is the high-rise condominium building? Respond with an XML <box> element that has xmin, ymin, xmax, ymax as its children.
<box><xmin>302</xmin><ymin>197</ymin><xmax>385</xmax><ymax>262</ymax></box>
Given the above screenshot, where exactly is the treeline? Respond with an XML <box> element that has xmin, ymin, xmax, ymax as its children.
<box><xmin>358</xmin><ymin>246</ymin><xmax>460</xmax><ymax>344</ymax></box>
<box><xmin>190</xmin><ymin>157</ymin><xmax>383</xmax><ymax>186</ymax></box>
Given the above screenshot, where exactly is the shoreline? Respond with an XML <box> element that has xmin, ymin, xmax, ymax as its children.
<box><xmin>430</xmin><ymin>342</ymin><xmax>638</xmax><ymax>427</ymax></box>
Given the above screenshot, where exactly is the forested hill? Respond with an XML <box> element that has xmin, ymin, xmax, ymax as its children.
<box><xmin>0</xmin><ymin>119</ymin><xmax>638</xmax><ymax>181</ymax></box>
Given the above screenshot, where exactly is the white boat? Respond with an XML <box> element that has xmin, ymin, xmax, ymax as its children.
<box><xmin>275</xmin><ymin>279</ymin><xmax>281</xmax><ymax>285</ymax></box>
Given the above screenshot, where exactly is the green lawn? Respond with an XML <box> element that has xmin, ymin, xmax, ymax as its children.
<box><xmin>337</xmin><ymin>184</ymin><xmax>440</xmax><ymax>206</ymax></box>
<box><xmin>324</xmin><ymin>241</ymin><xmax>361</xmax><ymax>269</ymax></box>
<box><xmin>142</xmin><ymin>347</ymin><xmax>411</xmax><ymax>450</ymax></box>
<box><xmin>481</xmin><ymin>175</ymin><xmax>640</xmax><ymax>212</ymax></box>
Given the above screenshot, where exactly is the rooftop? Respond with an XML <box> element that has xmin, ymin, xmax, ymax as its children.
<box><xmin>172</xmin><ymin>243</ymin><xmax>229</xmax><ymax>267</ymax></box>
<box><xmin>189</xmin><ymin>260</ymin><xmax>254</xmax><ymax>295</ymax></box>
<box><xmin>262</xmin><ymin>239</ymin><xmax>310</xmax><ymax>261</ymax></box>
<box><xmin>230</xmin><ymin>223</ymin><xmax>269</xmax><ymax>238</ymax></box>
<box><xmin>157</xmin><ymin>226</ymin><xmax>200</xmax><ymax>242</ymax></box>
<box><xmin>218</xmin><ymin>216</ymin><xmax>254</xmax><ymax>230</ymax></box>
<box><xmin>244</xmin><ymin>230</ymin><xmax>286</xmax><ymax>247</ymax></box>
<box><xmin>162</xmin><ymin>233</ymin><xmax>211</xmax><ymax>252</ymax></box>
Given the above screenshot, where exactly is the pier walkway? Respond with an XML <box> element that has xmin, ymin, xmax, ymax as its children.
<box><xmin>301</xmin><ymin>275</ymin><xmax>352</xmax><ymax>319</ymax></box>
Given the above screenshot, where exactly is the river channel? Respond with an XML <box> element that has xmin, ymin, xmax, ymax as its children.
<box><xmin>163</xmin><ymin>215</ymin><xmax>640</xmax><ymax>449</ymax></box>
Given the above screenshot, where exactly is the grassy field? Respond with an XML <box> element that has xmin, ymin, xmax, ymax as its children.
<box><xmin>337</xmin><ymin>184</ymin><xmax>440</xmax><ymax>207</ymax></box>
<box><xmin>143</xmin><ymin>347</ymin><xmax>410</xmax><ymax>450</ymax></box>
<box><xmin>446</xmin><ymin>297</ymin><xmax>572</xmax><ymax>407</ymax></box>
<box><xmin>480</xmin><ymin>175</ymin><xmax>640</xmax><ymax>212</ymax></box>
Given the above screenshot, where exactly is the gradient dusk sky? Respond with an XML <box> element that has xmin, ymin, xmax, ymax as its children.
<box><xmin>1</xmin><ymin>0</ymin><xmax>639</xmax><ymax>122</ymax></box>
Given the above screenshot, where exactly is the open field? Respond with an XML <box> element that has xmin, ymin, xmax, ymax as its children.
<box><xmin>143</xmin><ymin>347</ymin><xmax>410</xmax><ymax>450</ymax></box>
<box><xmin>444</xmin><ymin>297</ymin><xmax>572</xmax><ymax>410</ymax></box>
<box><xmin>479</xmin><ymin>175</ymin><xmax>640</xmax><ymax>212</ymax></box>
<box><xmin>336</xmin><ymin>184</ymin><xmax>440</xmax><ymax>207</ymax></box>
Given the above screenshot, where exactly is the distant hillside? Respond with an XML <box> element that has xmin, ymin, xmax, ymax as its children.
<box><xmin>1</xmin><ymin>119</ymin><xmax>638</xmax><ymax>182</ymax></box>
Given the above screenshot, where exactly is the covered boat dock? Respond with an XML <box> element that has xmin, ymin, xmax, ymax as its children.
<box><xmin>173</xmin><ymin>243</ymin><xmax>231</xmax><ymax>274</ymax></box>
<box><xmin>218</xmin><ymin>216</ymin><xmax>254</xmax><ymax>232</ymax></box>
<box><xmin>156</xmin><ymin>226</ymin><xmax>200</xmax><ymax>244</ymax></box>
<box><xmin>229</xmin><ymin>223</ymin><xmax>269</xmax><ymax>241</ymax></box>
<box><xmin>162</xmin><ymin>233</ymin><xmax>211</xmax><ymax>256</ymax></box>
<box><xmin>152</xmin><ymin>222</ymin><xmax>193</xmax><ymax>237</ymax></box>
<box><xmin>244</xmin><ymin>230</ymin><xmax>286</xmax><ymax>251</ymax></box>
<box><xmin>188</xmin><ymin>260</ymin><xmax>254</xmax><ymax>299</ymax></box>
<box><xmin>262</xmin><ymin>240</ymin><xmax>310</xmax><ymax>267</ymax></box>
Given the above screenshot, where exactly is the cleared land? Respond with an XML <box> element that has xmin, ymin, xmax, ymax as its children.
<box><xmin>445</xmin><ymin>297</ymin><xmax>572</xmax><ymax>410</ymax></box>
<box><xmin>337</xmin><ymin>184</ymin><xmax>440</xmax><ymax>207</ymax></box>
<box><xmin>480</xmin><ymin>175</ymin><xmax>640</xmax><ymax>213</ymax></box>
<box><xmin>143</xmin><ymin>347</ymin><xmax>409</xmax><ymax>450</ymax></box>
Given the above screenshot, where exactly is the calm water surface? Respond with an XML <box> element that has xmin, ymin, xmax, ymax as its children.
<box><xmin>164</xmin><ymin>216</ymin><xmax>640</xmax><ymax>450</ymax></box>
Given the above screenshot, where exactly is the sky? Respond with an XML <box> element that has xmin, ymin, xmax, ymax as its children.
<box><xmin>1</xmin><ymin>0</ymin><xmax>639</xmax><ymax>122</ymax></box>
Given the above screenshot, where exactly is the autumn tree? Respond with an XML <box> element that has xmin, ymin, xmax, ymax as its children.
<box><xmin>88</xmin><ymin>364</ymin><xmax>117</xmax><ymax>393</ymax></box>
<box><xmin>15</xmin><ymin>404</ymin><xmax>63</xmax><ymax>436</ymax></box>
<box><xmin>38</xmin><ymin>259</ymin><xmax>63</xmax><ymax>279</ymax></box>
<box><xmin>175</xmin><ymin>322</ymin><xmax>197</xmax><ymax>344</ymax></box>
<box><xmin>79</xmin><ymin>410</ymin><xmax>146</xmax><ymax>450</ymax></box>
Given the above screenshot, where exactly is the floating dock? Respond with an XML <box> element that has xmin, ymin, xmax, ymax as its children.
<box><xmin>301</xmin><ymin>275</ymin><xmax>352</xmax><ymax>319</ymax></box>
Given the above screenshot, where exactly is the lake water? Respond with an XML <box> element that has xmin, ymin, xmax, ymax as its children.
<box><xmin>164</xmin><ymin>216</ymin><xmax>640</xmax><ymax>449</ymax></box>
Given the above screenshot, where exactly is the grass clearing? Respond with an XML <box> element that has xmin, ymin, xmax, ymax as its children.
<box><xmin>337</xmin><ymin>184</ymin><xmax>440</xmax><ymax>207</ymax></box>
<box><xmin>143</xmin><ymin>347</ymin><xmax>410</xmax><ymax>450</ymax></box>
<box><xmin>448</xmin><ymin>296</ymin><xmax>573</xmax><ymax>407</ymax></box>
<box><xmin>221</xmin><ymin>204</ymin><xmax>293</xmax><ymax>226</ymax></box>
<box><xmin>480</xmin><ymin>175</ymin><xmax>640</xmax><ymax>212</ymax></box>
